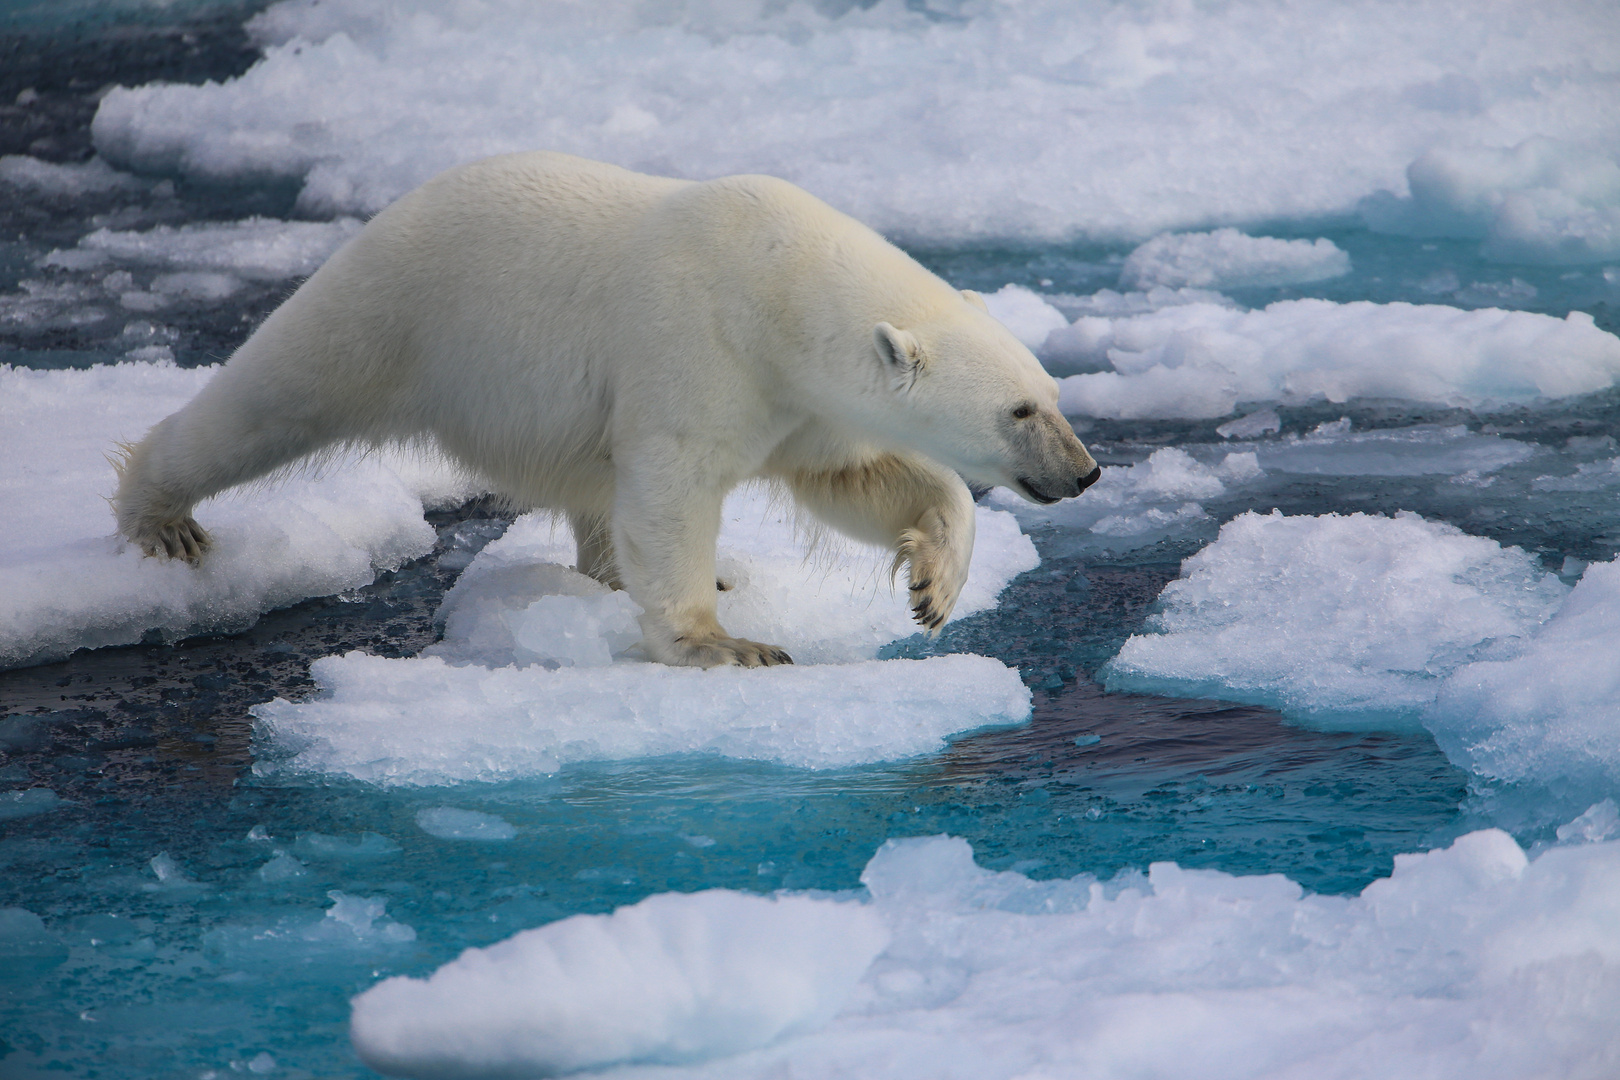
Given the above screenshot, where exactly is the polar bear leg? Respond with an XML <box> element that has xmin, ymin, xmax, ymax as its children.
<box><xmin>611</xmin><ymin>465</ymin><xmax>791</xmax><ymax>668</ymax></box>
<box><xmin>787</xmin><ymin>453</ymin><xmax>976</xmax><ymax>634</ymax></box>
<box><xmin>568</xmin><ymin>510</ymin><xmax>622</xmax><ymax>589</ymax></box>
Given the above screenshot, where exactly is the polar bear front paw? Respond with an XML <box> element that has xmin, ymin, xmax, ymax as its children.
<box><xmin>895</xmin><ymin>508</ymin><xmax>970</xmax><ymax>635</ymax></box>
<box><xmin>671</xmin><ymin>634</ymin><xmax>793</xmax><ymax>669</ymax></box>
<box><xmin>127</xmin><ymin>516</ymin><xmax>212</xmax><ymax>564</ymax></box>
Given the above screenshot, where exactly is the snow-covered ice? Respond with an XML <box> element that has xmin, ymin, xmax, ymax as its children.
<box><xmin>0</xmin><ymin>360</ymin><xmax>474</xmax><ymax>669</ymax></box>
<box><xmin>350</xmin><ymin>890</ymin><xmax>889</xmax><ymax>1077</ymax></box>
<box><xmin>349</xmin><ymin>828</ymin><xmax>1620</xmax><ymax>1080</ymax></box>
<box><xmin>1050</xmin><ymin>301</ymin><xmax>1620</xmax><ymax>419</ymax></box>
<box><xmin>1103</xmin><ymin>510</ymin><xmax>1570</xmax><ymax>726</ymax></box>
<box><xmin>88</xmin><ymin>0</ymin><xmax>1620</xmax><ymax>252</ymax></box>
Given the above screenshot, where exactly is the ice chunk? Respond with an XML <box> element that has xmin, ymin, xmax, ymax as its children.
<box><xmin>1056</xmin><ymin>300</ymin><xmax>1620</xmax><ymax>419</ymax></box>
<box><xmin>88</xmin><ymin>1</ymin><xmax>1620</xmax><ymax>246</ymax></box>
<box><xmin>1362</xmin><ymin>138</ymin><xmax>1620</xmax><ymax>265</ymax></box>
<box><xmin>1427</xmin><ymin>559</ymin><xmax>1620</xmax><ymax>793</ymax></box>
<box><xmin>1120</xmin><ymin>229</ymin><xmax>1350</xmax><ymax>291</ymax></box>
<box><xmin>980</xmin><ymin>284</ymin><xmax>1069</xmax><ymax>350</ymax></box>
<box><xmin>253</xmin><ymin>651</ymin><xmax>1032</xmax><ymax>786</ymax></box>
<box><xmin>1215</xmin><ymin>408</ymin><xmax>1281</xmax><ymax>439</ymax></box>
<box><xmin>415</xmin><ymin>808</ymin><xmax>517</xmax><ymax>842</ymax></box>
<box><xmin>0</xmin><ymin>360</ymin><xmax>473</xmax><ymax>670</ymax></box>
<box><xmin>1104</xmin><ymin>510</ymin><xmax>1569</xmax><ymax>725</ymax></box>
<box><xmin>0</xmin><ymin>788</ymin><xmax>70</xmax><ymax>820</ymax></box>
<box><xmin>349</xmin><ymin>889</ymin><xmax>888</xmax><ymax>1077</ymax></box>
<box><xmin>1557</xmin><ymin>800</ymin><xmax>1620</xmax><ymax>845</ymax></box>
<box><xmin>0</xmin><ymin>907</ymin><xmax>68</xmax><ymax>979</ymax></box>
<box><xmin>204</xmin><ymin>891</ymin><xmax>415</xmax><ymax>969</ymax></box>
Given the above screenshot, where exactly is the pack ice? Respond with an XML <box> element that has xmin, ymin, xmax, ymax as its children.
<box><xmin>253</xmin><ymin>490</ymin><xmax>1039</xmax><ymax>785</ymax></box>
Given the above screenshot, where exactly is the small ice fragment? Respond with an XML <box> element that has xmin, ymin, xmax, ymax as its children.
<box><xmin>0</xmin><ymin>788</ymin><xmax>69</xmax><ymax>820</ymax></box>
<box><xmin>246</xmin><ymin>1051</ymin><xmax>276</xmax><ymax>1074</ymax></box>
<box><xmin>1073</xmin><ymin>733</ymin><xmax>1101</xmax><ymax>747</ymax></box>
<box><xmin>680</xmin><ymin>834</ymin><xmax>717</xmax><ymax>848</ymax></box>
<box><xmin>1556</xmin><ymin>800</ymin><xmax>1620</xmax><ymax>844</ymax></box>
<box><xmin>256</xmin><ymin>852</ymin><xmax>310</xmax><ymax>883</ymax></box>
<box><xmin>148</xmin><ymin>852</ymin><xmax>187</xmax><ymax>883</ymax></box>
<box><xmin>246</xmin><ymin>825</ymin><xmax>271</xmax><ymax>842</ymax></box>
<box><xmin>1216</xmin><ymin>409</ymin><xmax>1281</xmax><ymax>439</ymax></box>
<box><xmin>415</xmin><ymin>807</ymin><xmax>517</xmax><ymax>842</ymax></box>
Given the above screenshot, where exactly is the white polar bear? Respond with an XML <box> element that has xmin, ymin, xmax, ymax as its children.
<box><xmin>114</xmin><ymin>152</ymin><xmax>1100</xmax><ymax>667</ymax></box>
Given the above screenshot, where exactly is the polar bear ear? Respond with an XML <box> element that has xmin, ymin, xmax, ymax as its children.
<box><xmin>960</xmin><ymin>289</ymin><xmax>989</xmax><ymax>313</ymax></box>
<box><xmin>874</xmin><ymin>322</ymin><xmax>926</xmax><ymax>382</ymax></box>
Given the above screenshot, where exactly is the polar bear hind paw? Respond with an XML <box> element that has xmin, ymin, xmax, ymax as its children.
<box><xmin>672</xmin><ymin>634</ymin><xmax>792</xmax><ymax>668</ymax></box>
<box><xmin>129</xmin><ymin>516</ymin><xmax>212</xmax><ymax>564</ymax></box>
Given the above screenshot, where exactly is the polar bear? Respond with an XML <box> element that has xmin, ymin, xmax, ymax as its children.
<box><xmin>114</xmin><ymin>152</ymin><xmax>1100</xmax><ymax>667</ymax></box>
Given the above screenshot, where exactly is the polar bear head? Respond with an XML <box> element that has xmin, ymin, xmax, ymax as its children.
<box><xmin>872</xmin><ymin>297</ymin><xmax>1100</xmax><ymax>504</ymax></box>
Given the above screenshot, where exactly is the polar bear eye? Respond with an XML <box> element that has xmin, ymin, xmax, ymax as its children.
<box><xmin>1011</xmin><ymin>405</ymin><xmax>1035</xmax><ymax>420</ymax></box>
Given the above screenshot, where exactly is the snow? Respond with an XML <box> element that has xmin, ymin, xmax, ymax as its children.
<box><xmin>349</xmin><ymin>828</ymin><xmax>1620</xmax><ymax>1080</ymax></box>
<box><xmin>1050</xmin><ymin>301</ymin><xmax>1620</xmax><ymax>420</ymax></box>
<box><xmin>350</xmin><ymin>890</ymin><xmax>889</xmax><ymax>1078</ymax></box>
<box><xmin>1120</xmin><ymin>229</ymin><xmax>1351</xmax><ymax>291</ymax></box>
<box><xmin>1103</xmin><ymin>510</ymin><xmax>1569</xmax><ymax>726</ymax></box>
<box><xmin>87</xmin><ymin>0</ymin><xmax>1620</xmax><ymax>249</ymax></box>
<box><xmin>0</xmin><ymin>360</ymin><xmax>474</xmax><ymax>670</ymax></box>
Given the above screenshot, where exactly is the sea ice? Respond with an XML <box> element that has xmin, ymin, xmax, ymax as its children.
<box><xmin>1120</xmin><ymin>229</ymin><xmax>1351</xmax><ymax>291</ymax></box>
<box><xmin>415</xmin><ymin>807</ymin><xmax>518</xmax><ymax>842</ymax></box>
<box><xmin>980</xmin><ymin>285</ymin><xmax>1069</xmax><ymax>350</ymax></box>
<box><xmin>252</xmin><ymin>651</ymin><xmax>1031</xmax><ymax>786</ymax></box>
<box><xmin>350</xmin><ymin>889</ymin><xmax>889</xmax><ymax>1077</ymax></box>
<box><xmin>1427</xmin><ymin>558</ymin><xmax>1620</xmax><ymax>793</ymax></box>
<box><xmin>1052</xmin><ymin>301</ymin><xmax>1620</xmax><ymax>419</ymax></box>
<box><xmin>0</xmin><ymin>154</ymin><xmax>146</xmax><ymax>197</ymax></box>
<box><xmin>350</xmin><ymin>829</ymin><xmax>1620</xmax><ymax>1080</ymax></box>
<box><xmin>1104</xmin><ymin>510</ymin><xmax>1569</xmax><ymax>725</ymax></box>
<box><xmin>1363</xmin><ymin>137</ymin><xmax>1620</xmax><ymax>265</ymax></box>
<box><xmin>0</xmin><ymin>359</ymin><xmax>476</xmax><ymax>669</ymax></box>
<box><xmin>87</xmin><ymin>0</ymin><xmax>1620</xmax><ymax>247</ymax></box>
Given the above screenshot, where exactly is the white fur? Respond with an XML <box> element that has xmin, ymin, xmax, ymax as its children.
<box><xmin>115</xmin><ymin>152</ymin><xmax>1097</xmax><ymax>667</ymax></box>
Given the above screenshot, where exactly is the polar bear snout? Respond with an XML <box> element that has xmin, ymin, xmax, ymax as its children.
<box><xmin>1007</xmin><ymin>411</ymin><xmax>1099</xmax><ymax>505</ymax></box>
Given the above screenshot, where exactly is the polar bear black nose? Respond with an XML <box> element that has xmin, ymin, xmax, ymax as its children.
<box><xmin>1075</xmin><ymin>465</ymin><xmax>1102</xmax><ymax>495</ymax></box>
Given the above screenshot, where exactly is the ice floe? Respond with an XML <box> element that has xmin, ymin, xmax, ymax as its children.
<box><xmin>348</xmin><ymin>828</ymin><xmax>1620</xmax><ymax>1079</ymax></box>
<box><xmin>1103</xmin><ymin>509</ymin><xmax>1570</xmax><ymax>726</ymax></box>
<box><xmin>0</xmin><ymin>360</ymin><xmax>474</xmax><ymax>669</ymax></box>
